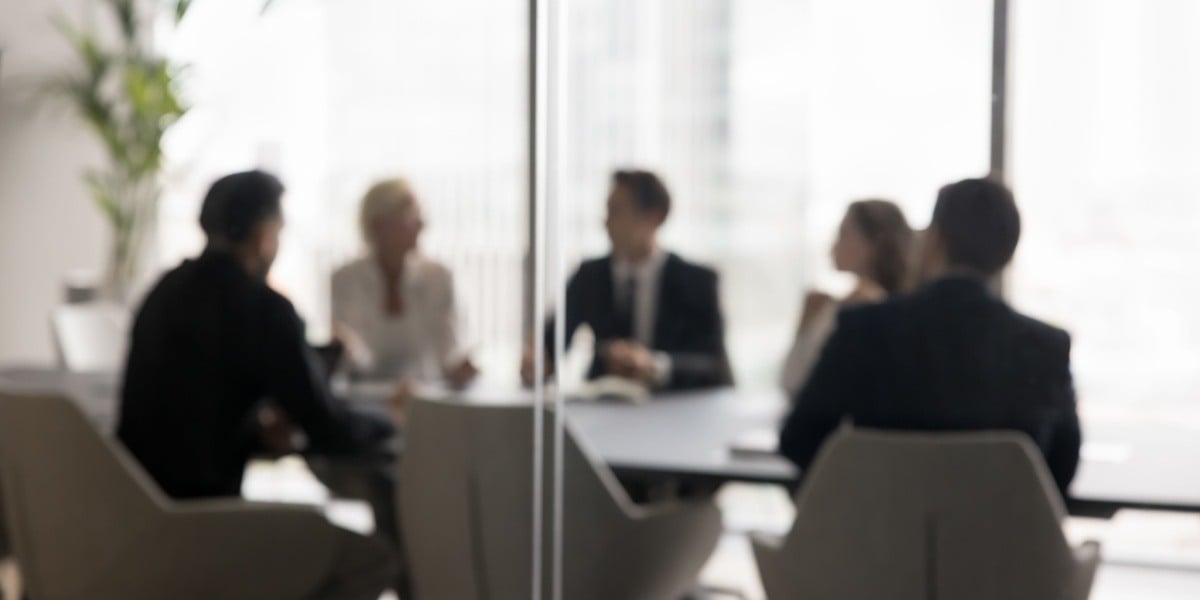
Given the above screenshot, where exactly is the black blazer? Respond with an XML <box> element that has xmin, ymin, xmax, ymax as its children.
<box><xmin>118</xmin><ymin>250</ymin><xmax>392</xmax><ymax>499</ymax></box>
<box><xmin>549</xmin><ymin>253</ymin><xmax>732</xmax><ymax>390</ymax></box>
<box><xmin>779</xmin><ymin>276</ymin><xmax>1082</xmax><ymax>494</ymax></box>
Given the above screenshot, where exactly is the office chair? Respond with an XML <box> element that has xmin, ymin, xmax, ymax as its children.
<box><xmin>401</xmin><ymin>397</ymin><xmax>723</xmax><ymax>600</ymax></box>
<box><xmin>50</xmin><ymin>303</ymin><xmax>129</xmax><ymax>373</ymax></box>
<box><xmin>0</xmin><ymin>392</ymin><xmax>387</xmax><ymax>600</ymax></box>
<box><xmin>752</xmin><ymin>428</ymin><xmax>1100</xmax><ymax>600</ymax></box>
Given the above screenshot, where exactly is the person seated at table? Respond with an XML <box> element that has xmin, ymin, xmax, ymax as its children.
<box><xmin>522</xmin><ymin>169</ymin><xmax>732</xmax><ymax>391</ymax></box>
<box><xmin>117</xmin><ymin>170</ymin><xmax>399</xmax><ymax>597</ymax></box>
<box><xmin>780</xmin><ymin>199</ymin><xmax>913</xmax><ymax>396</ymax></box>
<box><xmin>778</xmin><ymin>177</ymin><xmax>1082</xmax><ymax>495</ymax></box>
<box><xmin>331</xmin><ymin>178</ymin><xmax>477</xmax><ymax>387</ymax></box>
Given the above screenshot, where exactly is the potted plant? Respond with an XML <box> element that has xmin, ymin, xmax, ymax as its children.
<box><xmin>47</xmin><ymin>0</ymin><xmax>192</xmax><ymax>301</ymax></box>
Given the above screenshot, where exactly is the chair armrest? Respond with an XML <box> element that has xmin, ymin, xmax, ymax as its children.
<box><xmin>626</xmin><ymin>497</ymin><xmax>712</xmax><ymax>520</ymax></box>
<box><xmin>121</xmin><ymin>499</ymin><xmax>341</xmax><ymax>598</ymax></box>
<box><xmin>584</xmin><ymin>497</ymin><xmax>722</xmax><ymax>600</ymax></box>
<box><xmin>1074</xmin><ymin>540</ymin><xmax>1101</xmax><ymax>568</ymax></box>
<box><xmin>624</xmin><ymin>497</ymin><xmax>722</xmax><ymax>556</ymax></box>
<box><xmin>1066</xmin><ymin>540</ymin><xmax>1102</xmax><ymax>600</ymax></box>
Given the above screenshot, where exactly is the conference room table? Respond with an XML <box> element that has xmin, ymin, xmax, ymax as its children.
<box><xmin>1</xmin><ymin>366</ymin><xmax>1197</xmax><ymax>518</ymax></box>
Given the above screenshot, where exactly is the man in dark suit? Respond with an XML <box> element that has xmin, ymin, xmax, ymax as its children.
<box><xmin>779</xmin><ymin>178</ymin><xmax>1082</xmax><ymax>494</ymax></box>
<box><xmin>523</xmin><ymin>170</ymin><xmax>732</xmax><ymax>391</ymax></box>
<box><xmin>118</xmin><ymin>170</ymin><xmax>397</xmax><ymax>597</ymax></box>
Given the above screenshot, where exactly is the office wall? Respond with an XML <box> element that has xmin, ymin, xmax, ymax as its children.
<box><xmin>0</xmin><ymin>0</ymin><xmax>110</xmax><ymax>364</ymax></box>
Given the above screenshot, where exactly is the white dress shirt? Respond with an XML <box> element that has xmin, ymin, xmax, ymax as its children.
<box><xmin>610</xmin><ymin>248</ymin><xmax>672</xmax><ymax>386</ymax></box>
<box><xmin>331</xmin><ymin>254</ymin><xmax>463</xmax><ymax>382</ymax></box>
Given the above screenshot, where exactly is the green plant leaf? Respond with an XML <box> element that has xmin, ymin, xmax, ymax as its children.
<box><xmin>84</xmin><ymin>171</ymin><xmax>126</xmax><ymax>230</ymax></box>
<box><xmin>48</xmin><ymin>0</ymin><xmax>192</xmax><ymax>239</ymax></box>
<box><xmin>52</xmin><ymin>17</ymin><xmax>111</xmax><ymax>85</ymax></box>
<box><xmin>173</xmin><ymin>0</ymin><xmax>194</xmax><ymax>24</ymax></box>
<box><xmin>111</xmin><ymin>0</ymin><xmax>138</xmax><ymax>44</ymax></box>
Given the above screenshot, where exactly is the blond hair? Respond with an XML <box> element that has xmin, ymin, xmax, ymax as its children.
<box><xmin>359</xmin><ymin>178</ymin><xmax>416</xmax><ymax>246</ymax></box>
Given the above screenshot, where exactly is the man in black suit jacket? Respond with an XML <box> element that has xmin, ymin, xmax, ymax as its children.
<box><xmin>524</xmin><ymin>170</ymin><xmax>732</xmax><ymax>390</ymax></box>
<box><xmin>118</xmin><ymin>171</ymin><xmax>397</xmax><ymax>596</ymax></box>
<box><xmin>779</xmin><ymin>178</ymin><xmax>1082</xmax><ymax>494</ymax></box>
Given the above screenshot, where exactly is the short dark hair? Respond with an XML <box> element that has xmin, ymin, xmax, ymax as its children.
<box><xmin>612</xmin><ymin>170</ymin><xmax>671</xmax><ymax>219</ymax></box>
<box><xmin>931</xmin><ymin>178</ymin><xmax>1021</xmax><ymax>275</ymax></box>
<box><xmin>847</xmin><ymin>199</ymin><xmax>913</xmax><ymax>294</ymax></box>
<box><xmin>199</xmin><ymin>170</ymin><xmax>285</xmax><ymax>243</ymax></box>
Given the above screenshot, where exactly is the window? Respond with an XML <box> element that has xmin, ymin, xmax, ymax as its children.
<box><xmin>1009</xmin><ymin>0</ymin><xmax>1200</xmax><ymax>422</ymax></box>
<box><xmin>159</xmin><ymin>0</ymin><xmax>527</xmax><ymax>382</ymax></box>
<box><xmin>559</xmin><ymin>0</ymin><xmax>992</xmax><ymax>385</ymax></box>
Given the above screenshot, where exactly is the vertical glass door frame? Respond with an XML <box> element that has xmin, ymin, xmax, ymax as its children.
<box><xmin>990</xmin><ymin>0</ymin><xmax>1011</xmax><ymax>182</ymax></box>
<box><xmin>529</xmin><ymin>0</ymin><xmax>569</xmax><ymax>598</ymax></box>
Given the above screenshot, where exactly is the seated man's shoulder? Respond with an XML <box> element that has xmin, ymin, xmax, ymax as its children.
<box><xmin>665</xmin><ymin>253</ymin><xmax>718</xmax><ymax>283</ymax></box>
<box><xmin>577</xmin><ymin>256</ymin><xmax>611</xmax><ymax>274</ymax></box>
<box><xmin>246</xmin><ymin>278</ymin><xmax>301</xmax><ymax>326</ymax></box>
<box><xmin>835</xmin><ymin>296</ymin><xmax>903</xmax><ymax>330</ymax></box>
<box><xmin>1009</xmin><ymin>309</ymin><xmax>1072</xmax><ymax>353</ymax></box>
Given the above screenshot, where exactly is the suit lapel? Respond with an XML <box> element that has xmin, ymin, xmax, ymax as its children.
<box><xmin>652</xmin><ymin>253</ymin><xmax>681</xmax><ymax>349</ymax></box>
<box><xmin>595</xmin><ymin>256</ymin><xmax>617</xmax><ymax>339</ymax></box>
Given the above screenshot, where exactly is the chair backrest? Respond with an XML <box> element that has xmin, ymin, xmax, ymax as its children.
<box><xmin>0</xmin><ymin>393</ymin><xmax>165</xmax><ymax>598</ymax></box>
<box><xmin>51</xmin><ymin>303</ymin><xmax>129</xmax><ymax>373</ymax></box>
<box><xmin>771</xmin><ymin>428</ymin><xmax>1079</xmax><ymax>600</ymax></box>
<box><xmin>401</xmin><ymin>398</ymin><xmax>633</xmax><ymax>600</ymax></box>
<box><xmin>399</xmin><ymin>398</ymin><xmax>482</xmax><ymax>600</ymax></box>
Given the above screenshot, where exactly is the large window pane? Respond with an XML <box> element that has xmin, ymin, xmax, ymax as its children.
<box><xmin>160</xmin><ymin>0</ymin><xmax>526</xmax><ymax>383</ymax></box>
<box><xmin>1009</xmin><ymin>0</ymin><xmax>1200</xmax><ymax>421</ymax></box>
<box><xmin>559</xmin><ymin>0</ymin><xmax>991</xmax><ymax>386</ymax></box>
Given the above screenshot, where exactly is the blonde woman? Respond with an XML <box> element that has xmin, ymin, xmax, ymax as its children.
<box><xmin>332</xmin><ymin>178</ymin><xmax>477</xmax><ymax>387</ymax></box>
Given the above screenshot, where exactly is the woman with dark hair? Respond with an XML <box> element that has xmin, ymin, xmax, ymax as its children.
<box><xmin>781</xmin><ymin>199</ymin><xmax>914</xmax><ymax>395</ymax></box>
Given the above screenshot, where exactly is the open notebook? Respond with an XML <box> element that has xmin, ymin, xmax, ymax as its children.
<box><xmin>568</xmin><ymin>376</ymin><xmax>652</xmax><ymax>404</ymax></box>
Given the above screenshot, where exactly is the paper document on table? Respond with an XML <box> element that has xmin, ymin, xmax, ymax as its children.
<box><xmin>569</xmin><ymin>376</ymin><xmax>651</xmax><ymax>404</ymax></box>
<box><xmin>730</xmin><ymin>428</ymin><xmax>780</xmax><ymax>457</ymax></box>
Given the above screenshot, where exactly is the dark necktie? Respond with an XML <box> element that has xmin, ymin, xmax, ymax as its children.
<box><xmin>613</xmin><ymin>275</ymin><xmax>636</xmax><ymax>339</ymax></box>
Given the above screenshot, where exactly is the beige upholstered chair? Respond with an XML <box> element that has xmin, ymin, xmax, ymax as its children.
<box><xmin>401</xmin><ymin>397</ymin><xmax>722</xmax><ymax>600</ymax></box>
<box><xmin>50</xmin><ymin>303</ymin><xmax>129</xmax><ymax>373</ymax></box>
<box><xmin>0</xmin><ymin>393</ymin><xmax>391</xmax><ymax>600</ymax></box>
<box><xmin>753</xmin><ymin>428</ymin><xmax>1100</xmax><ymax>600</ymax></box>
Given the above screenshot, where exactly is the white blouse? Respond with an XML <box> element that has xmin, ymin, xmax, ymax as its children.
<box><xmin>331</xmin><ymin>255</ymin><xmax>463</xmax><ymax>382</ymax></box>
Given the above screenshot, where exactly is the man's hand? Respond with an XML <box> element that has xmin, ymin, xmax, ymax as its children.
<box><xmin>257</xmin><ymin>404</ymin><xmax>300</xmax><ymax>457</ymax></box>
<box><xmin>332</xmin><ymin>321</ymin><xmax>374</xmax><ymax>372</ymax></box>
<box><xmin>445</xmin><ymin>358</ymin><xmax>479</xmax><ymax>389</ymax></box>
<box><xmin>605</xmin><ymin>339</ymin><xmax>657</xmax><ymax>383</ymax></box>
<box><xmin>520</xmin><ymin>342</ymin><xmax>555</xmax><ymax>387</ymax></box>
